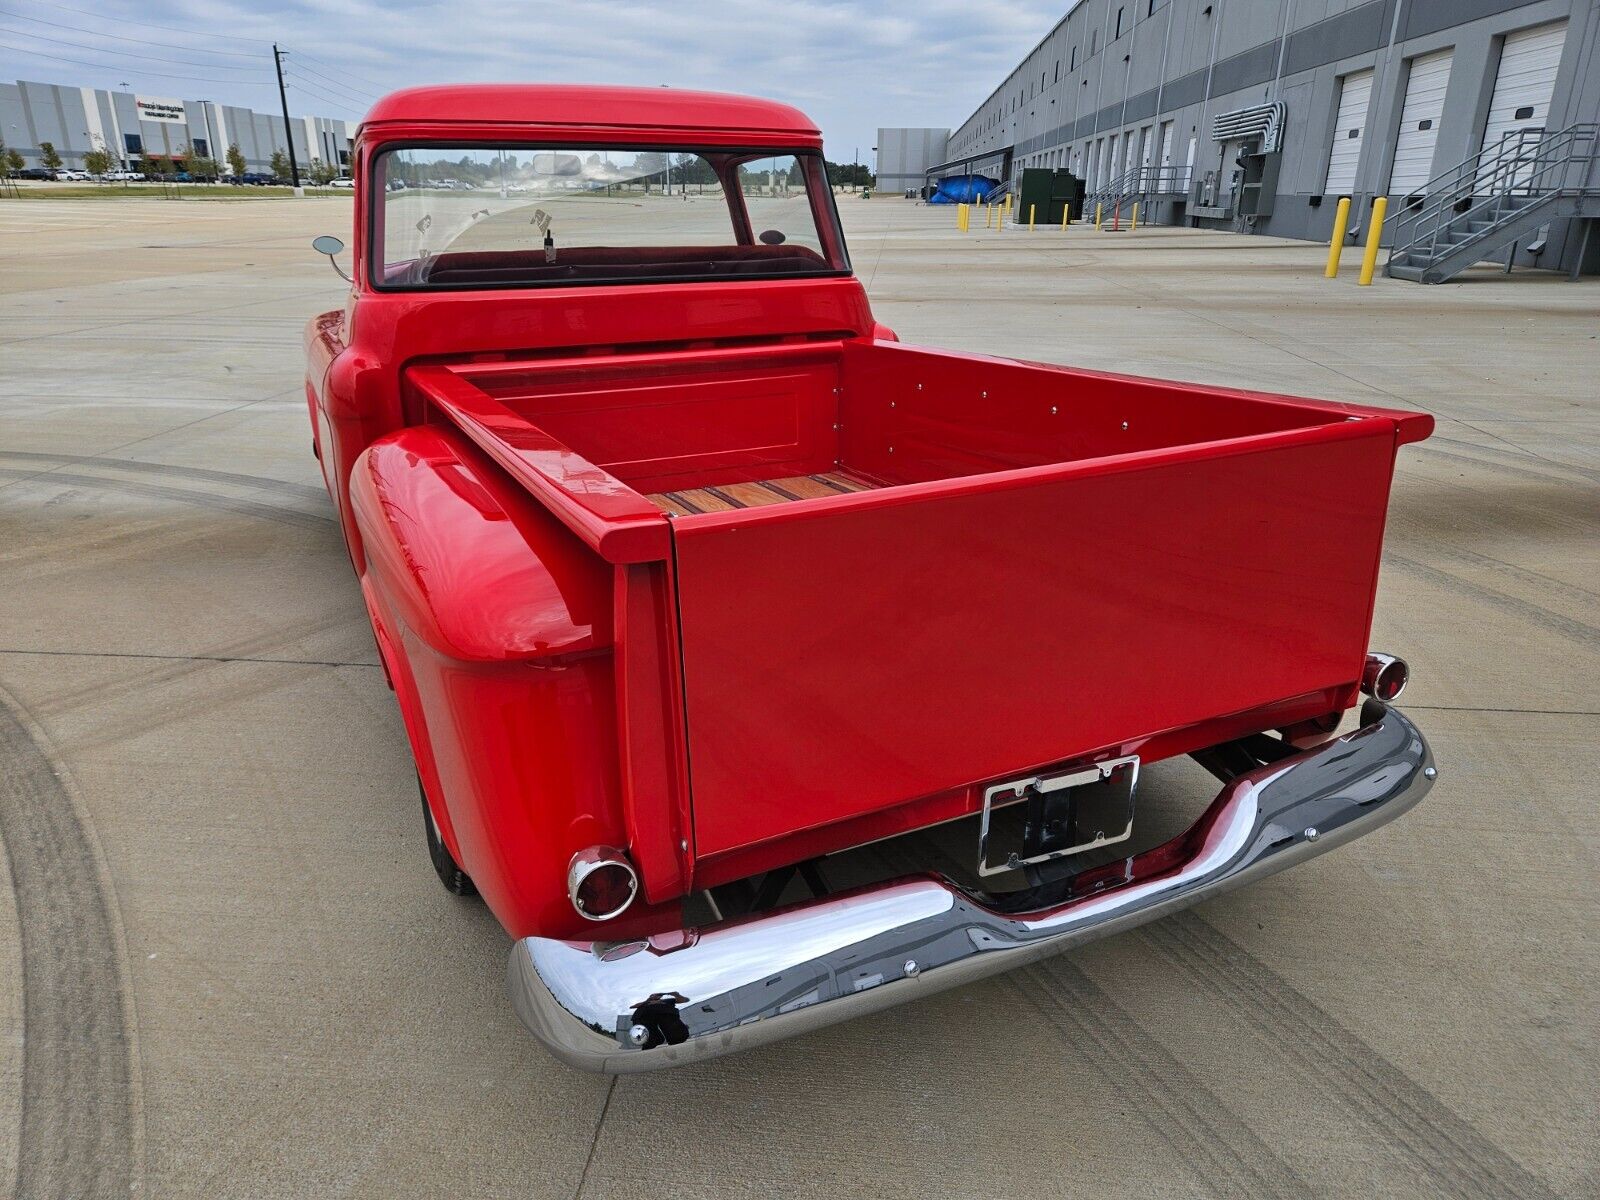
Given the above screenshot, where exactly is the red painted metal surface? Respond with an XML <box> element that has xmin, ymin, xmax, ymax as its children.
<box><xmin>671</xmin><ymin>410</ymin><xmax>1403</xmax><ymax>857</ymax></box>
<box><xmin>350</xmin><ymin>424</ymin><xmax>680</xmax><ymax>938</ymax></box>
<box><xmin>306</xmin><ymin>86</ymin><xmax>1433</xmax><ymax>937</ymax></box>
<box><xmin>363</xmin><ymin>84</ymin><xmax>820</xmax><ymax>141</ymax></box>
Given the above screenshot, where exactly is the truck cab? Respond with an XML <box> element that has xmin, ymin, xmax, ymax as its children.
<box><xmin>306</xmin><ymin>85</ymin><xmax>1436</xmax><ymax>1072</ymax></box>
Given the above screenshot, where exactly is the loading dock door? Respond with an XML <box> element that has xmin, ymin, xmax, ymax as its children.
<box><xmin>1324</xmin><ymin>69</ymin><xmax>1375</xmax><ymax>195</ymax></box>
<box><xmin>1389</xmin><ymin>49</ymin><xmax>1454</xmax><ymax>194</ymax></box>
<box><xmin>1481</xmin><ymin>21</ymin><xmax>1568</xmax><ymax>153</ymax></box>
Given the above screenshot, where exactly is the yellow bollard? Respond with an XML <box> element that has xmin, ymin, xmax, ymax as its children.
<box><xmin>1095</xmin><ymin>202</ymin><xmax>1103</xmax><ymax>230</ymax></box>
<box><xmin>1130</xmin><ymin>202</ymin><xmax>1139</xmax><ymax>232</ymax></box>
<box><xmin>986</xmin><ymin>202</ymin><xmax>994</xmax><ymax>229</ymax></box>
<box><xmin>1061</xmin><ymin>205</ymin><xmax>1070</xmax><ymax>230</ymax></box>
<box><xmin>1324</xmin><ymin>197</ymin><xmax>1351</xmax><ymax>278</ymax></box>
<box><xmin>1358</xmin><ymin>196</ymin><xmax>1388</xmax><ymax>286</ymax></box>
<box><xmin>1029</xmin><ymin>203</ymin><xmax>1036</xmax><ymax>230</ymax></box>
<box><xmin>997</xmin><ymin>202</ymin><xmax>1005</xmax><ymax>232</ymax></box>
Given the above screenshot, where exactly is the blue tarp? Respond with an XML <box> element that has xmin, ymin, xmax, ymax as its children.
<box><xmin>929</xmin><ymin>174</ymin><xmax>999</xmax><ymax>204</ymax></box>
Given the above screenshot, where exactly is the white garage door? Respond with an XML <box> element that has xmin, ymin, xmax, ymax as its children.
<box><xmin>1389</xmin><ymin>49</ymin><xmax>1454</xmax><ymax>194</ymax></box>
<box><xmin>1324</xmin><ymin>69</ymin><xmax>1374</xmax><ymax>194</ymax></box>
<box><xmin>1481</xmin><ymin>21</ymin><xmax>1568</xmax><ymax>153</ymax></box>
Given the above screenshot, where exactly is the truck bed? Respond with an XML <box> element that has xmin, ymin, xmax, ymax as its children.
<box><xmin>405</xmin><ymin>338</ymin><xmax>1431</xmax><ymax>870</ymax></box>
<box><xmin>648</xmin><ymin>470</ymin><xmax>878</xmax><ymax>515</ymax></box>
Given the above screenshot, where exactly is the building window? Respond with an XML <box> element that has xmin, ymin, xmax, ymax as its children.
<box><xmin>1091</xmin><ymin>30</ymin><xmax>1098</xmax><ymax>55</ymax></box>
<box><xmin>1071</xmin><ymin>46</ymin><xmax>1078</xmax><ymax>70</ymax></box>
<box><xmin>1116</xmin><ymin>7</ymin><xmax>1125</xmax><ymax>38</ymax></box>
<box><xmin>1054</xmin><ymin>61</ymin><xmax>1060</xmax><ymax>82</ymax></box>
<box><xmin>193</xmin><ymin>138</ymin><xmax>209</xmax><ymax>158</ymax></box>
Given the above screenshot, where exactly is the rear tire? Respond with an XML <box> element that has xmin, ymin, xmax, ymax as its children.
<box><xmin>420</xmin><ymin>779</ymin><xmax>477</xmax><ymax>897</ymax></box>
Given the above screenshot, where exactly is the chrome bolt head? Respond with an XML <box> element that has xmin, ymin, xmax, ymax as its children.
<box><xmin>1424</xmin><ymin>766</ymin><xmax>1437</xmax><ymax>779</ymax></box>
<box><xmin>1304</xmin><ymin>826</ymin><xmax>1319</xmax><ymax>841</ymax></box>
<box><xmin>903</xmin><ymin>959</ymin><xmax>920</xmax><ymax>977</ymax></box>
<box><xmin>627</xmin><ymin>1024</ymin><xmax>651</xmax><ymax>1047</ymax></box>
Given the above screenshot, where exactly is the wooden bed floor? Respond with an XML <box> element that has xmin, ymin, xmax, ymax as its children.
<box><xmin>648</xmin><ymin>471</ymin><xmax>876</xmax><ymax>515</ymax></box>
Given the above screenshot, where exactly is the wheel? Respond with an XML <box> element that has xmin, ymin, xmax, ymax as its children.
<box><xmin>419</xmin><ymin>778</ymin><xmax>477</xmax><ymax>897</ymax></box>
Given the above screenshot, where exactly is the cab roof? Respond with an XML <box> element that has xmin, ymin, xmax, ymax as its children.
<box><xmin>361</xmin><ymin>85</ymin><xmax>821</xmax><ymax>140</ymax></box>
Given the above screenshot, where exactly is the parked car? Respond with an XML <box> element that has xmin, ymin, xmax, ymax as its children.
<box><xmin>231</xmin><ymin>172</ymin><xmax>284</xmax><ymax>186</ymax></box>
<box><xmin>304</xmin><ymin>84</ymin><xmax>1438</xmax><ymax>1074</ymax></box>
<box><xmin>329</xmin><ymin>176</ymin><xmax>355</xmax><ymax>188</ymax></box>
<box><xmin>55</xmin><ymin>168</ymin><xmax>90</xmax><ymax>181</ymax></box>
<box><xmin>105</xmin><ymin>170</ymin><xmax>145</xmax><ymax>181</ymax></box>
<box><xmin>15</xmin><ymin>167</ymin><xmax>57</xmax><ymax>181</ymax></box>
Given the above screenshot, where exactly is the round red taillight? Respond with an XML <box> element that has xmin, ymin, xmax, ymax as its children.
<box><xmin>1362</xmin><ymin>653</ymin><xmax>1409</xmax><ymax>702</ymax></box>
<box><xmin>568</xmin><ymin>848</ymin><xmax>638</xmax><ymax>921</ymax></box>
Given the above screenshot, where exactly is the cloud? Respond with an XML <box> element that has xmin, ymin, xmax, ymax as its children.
<box><xmin>2</xmin><ymin>0</ymin><xmax>1066</xmax><ymax>159</ymax></box>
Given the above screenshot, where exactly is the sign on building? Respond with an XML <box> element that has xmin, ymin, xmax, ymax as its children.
<box><xmin>135</xmin><ymin>96</ymin><xmax>187</xmax><ymax>124</ymax></box>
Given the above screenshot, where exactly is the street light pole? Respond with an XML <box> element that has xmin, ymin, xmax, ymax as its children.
<box><xmin>272</xmin><ymin>44</ymin><xmax>303</xmax><ymax>195</ymax></box>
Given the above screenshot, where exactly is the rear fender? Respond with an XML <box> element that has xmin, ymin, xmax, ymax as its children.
<box><xmin>358</xmin><ymin>573</ymin><xmax>466</xmax><ymax>868</ymax></box>
<box><xmin>349</xmin><ymin>425</ymin><xmax>679</xmax><ymax>939</ymax></box>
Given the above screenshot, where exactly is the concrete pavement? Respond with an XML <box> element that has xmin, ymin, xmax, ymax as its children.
<box><xmin>0</xmin><ymin>193</ymin><xmax>1595</xmax><ymax>1198</ymax></box>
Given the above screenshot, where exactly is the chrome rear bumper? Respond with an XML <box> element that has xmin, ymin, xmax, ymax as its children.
<box><xmin>508</xmin><ymin>703</ymin><xmax>1434</xmax><ymax>1073</ymax></box>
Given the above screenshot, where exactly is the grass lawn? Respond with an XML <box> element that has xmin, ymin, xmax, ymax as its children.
<box><xmin>2</xmin><ymin>183</ymin><xmax>350</xmax><ymax>201</ymax></box>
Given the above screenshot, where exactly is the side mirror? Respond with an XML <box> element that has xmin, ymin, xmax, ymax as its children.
<box><xmin>312</xmin><ymin>235</ymin><xmax>351</xmax><ymax>282</ymax></box>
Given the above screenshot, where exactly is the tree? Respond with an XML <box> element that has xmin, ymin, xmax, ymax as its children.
<box><xmin>139</xmin><ymin>151</ymin><xmax>170</xmax><ymax>178</ymax></box>
<box><xmin>83</xmin><ymin>141</ymin><xmax>113</xmax><ymax>177</ymax></box>
<box><xmin>308</xmin><ymin>159</ymin><xmax>337</xmax><ymax>185</ymax></box>
<box><xmin>226</xmin><ymin>142</ymin><xmax>246</xmax><ymax>178</ymax></box>
<box><xmin>4</xmin><ymin>148</ymin><xmax>23</xmax><ymax>176</ymax></box>
<box><xmin>39</xmin><ymin>141</ymin><xmax>62</xmax><ymax>170</ymax></box>
<box><xmin>268</xmin><ymin>149</ymin><xmax>290</xmax><ymax>181</ymax></box>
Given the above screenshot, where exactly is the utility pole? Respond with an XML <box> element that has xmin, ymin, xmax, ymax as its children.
<box><xmin>272</xmin><ymin>44</ymin><xmax>303</xmax><ymax>195</ymax></box>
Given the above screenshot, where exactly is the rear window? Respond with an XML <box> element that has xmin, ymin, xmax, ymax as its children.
<box><xmin>371</xmin><ymin>145</ymin><xmax>848</xmax><ymax>289</ymax></box>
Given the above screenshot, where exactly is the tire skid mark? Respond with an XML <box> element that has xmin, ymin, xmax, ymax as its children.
<box><xmin>1424</xmin><ymin>437</ymin><xmax>1600</xmax><ymax>485</ymax></box>
<box><xmin>1143</xmin><ymin>913</ymin><xmax>1557</xmax><ymax>1200</ymax></box>
<box><xmin>0</xmin><ymin>450</ymin><xmax>328</xmax><ymax>503</ymax></box>
<box><xmin>0</xmin><ymin>469</ymin><xmax>332</xmax><ymax>531</ymax></box>
<box><xmin>866</xmin><ymin>839</ymin><xmax>1305</xmax><ymax>1195</ymax></box>
<box><xmin>1420</xmin><ymin>544</ymin><xmax>1600</xmax><ymax>605</ymax></box>
<box><xmin>0</xmin><ymin>688</ymin><xmax>140</xmax><ymax>1200</ymax></box>
<box><xmin>1385</xmin><ymin>555</ymin><xmax>1600</xmax><ymax>648</ymax></box>
<box><xmin>27</xmin><ymin>612</ymin><xmax>362</xmax><ymax>719</ymax></box>
<box><xmin>1011</xmin><ymin>957</ymin><xmax>1310</xmax><ymax>1198</ymax></box>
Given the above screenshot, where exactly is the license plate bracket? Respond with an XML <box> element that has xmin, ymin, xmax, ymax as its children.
<box><xmin>978</xmin><ymin>756</ymin><xmax>1138</xmax><ymax>878</ymax></box>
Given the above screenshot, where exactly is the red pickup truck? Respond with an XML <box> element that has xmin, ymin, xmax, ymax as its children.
<box><xmin>305</xmin><ymin>84</ymin><xmax>1437</xmax><ymax>1072</ymax></box>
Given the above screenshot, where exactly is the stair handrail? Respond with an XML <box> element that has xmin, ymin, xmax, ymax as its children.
<box><xmin>1390</xmin><ymin>127</ymin><xmax>1543</xmax><ymax>261</ymax></box>
<box><xmin>1389</xmin><ymin>124</ymin><xmax>1597</xmax><ymax>269</ymax></box>
<box><xmin>1085</xmin><ymin>164</ymin><xmax>1194</xmax><ymax>209</ymax></box>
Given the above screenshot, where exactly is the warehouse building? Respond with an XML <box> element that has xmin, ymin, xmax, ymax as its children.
<box><xmin>1</xmin><ymin>79</ymin><xmax>351</xmax><ymax>175</ymax></box>
<box><xmin>884</xmin><ymin>0</ymin><xmax>1600</xmax><ymax>279</ymax></box>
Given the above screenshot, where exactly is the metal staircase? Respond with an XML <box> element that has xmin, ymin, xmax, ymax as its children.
<box><xmin>1085</xmin><ymin>166</ymin><xmax>1193</xmax><ymax>221</ymax></box>
<box><xmin>1387</xmin><ymin>124</ymin><xmax>1599</xmax><ymax>283</ymax></box>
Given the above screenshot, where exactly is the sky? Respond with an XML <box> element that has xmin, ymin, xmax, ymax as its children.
<box><xmin>1</xmin><ymin>0</ymin><xmax>1069</xmax><ymax>162</ymax></box>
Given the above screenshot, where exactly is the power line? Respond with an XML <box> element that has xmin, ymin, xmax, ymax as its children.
<box><xmin>0</xmin><ymin>38</ymin><xmax>276</xmax><ymax>83</ymax></box>
<box><xmin>0</xmin><ymin>24</ymin><xmax>268</xmax><ymax>70</ymax></box>
<box><xmin>285</xmin><ymin>69</ymin><xmax>375</xmax><ymax>109</ymax></box>
<box><xmin>15</xmin><ymin>1</ymin><xmax>266</xmax><ymax>47</ymax></box>
<box><xmin>284</xmin><ymin>57</ymin><xmax>380</xmax><ymax>101</ymax></box>
<box><xmin>283</xmin><ymin>75</ymin><xmax>365</xmax><ymax>117</ymax></box>
<box><xmin>284</xmin><ymin>46</ymin><xmax>390</xmax><ymax>96</ymax></box>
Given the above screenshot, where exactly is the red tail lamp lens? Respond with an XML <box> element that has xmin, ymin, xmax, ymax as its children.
<box><xmin>1361</xmin><ymin>653</ymin><xmax>1409</xmax><ymax>702</ymax></box>
<box><xmin>568</xmin><ymin>848</ymin><xmax>639</xmax><ymax>921</ymax></box>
